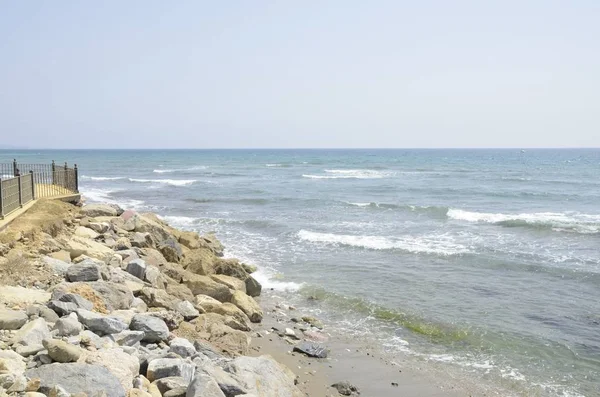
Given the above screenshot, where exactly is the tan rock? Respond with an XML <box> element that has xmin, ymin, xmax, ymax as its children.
<box><xmin>84</xmin><ymin>348</ymin><xmax>140</xmax><ymax>391</ymax></box>
<box><xmin>178</xmin><ymin>231</ymin><xmax>201</xmax><ymax>249</ymax></box>
<box><xmin>43</xmin><ymin>339</ymin><xmax>82</xmax><ymax>363</ymax></box>
<box><xmin>183</xmin><ymin>274</ymin><xmax>232</xmax><ymax>302</ymax></box>
<box><xmin>182</xmin><ymin>248</ymin><xmax>215</xmax><ymax>275</ymax></box>
<box><xmin>212</xmin><ymin>258</ymin><xmax>248</xmax><ymax>280</ymax></box>
<box><xmin>127</xmin><ymin>389</ymin><xmax>152</xmax><ymax>397</ymax></box>
<box><xmin>230</xmin><ymin>290</ymin><xmax>263</xmax><ymax>323</ymax></box>
<box><xmin>0</xmin><ymin>286</ymin><xmax>51</xmax><ymax>306</ymax></box>
<box><xmin>65</xmin><ymin>235</ymin><xmax>113</xmax><ymax>260</ymax></box>
<box><xmin>48</xmin><ymin>250</ymin><xmax>71</xmax><ymax>263</ymax></box>
<box><xmin>194</xmin><ymin>294</ymin><xmax>222</xmax><ymax>312</ymax></box>
<box><xmin>74</xmin><ymin>226</ymin><xmax>99</xmax><ymax>240</ymax></box>
<box><xmin>210</xmin><ymin>274</ymin><xmax>246</xmax><ymax>293</ymax></box>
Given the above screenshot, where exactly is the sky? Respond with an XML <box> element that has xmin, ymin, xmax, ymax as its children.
<box><xmin>0</xmin><ymin>1</ymin><xmax>598</xmax><ymax>149</ymax></box>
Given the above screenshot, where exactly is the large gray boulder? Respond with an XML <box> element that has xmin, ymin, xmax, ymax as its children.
<box><xmin>62</xmin><ymin>281</ymin><xmax>134</xmax><ymax>311</ymax></box>
<box><xmin>76</xmin><ymin>309</ymin><xmax>128</xmax><ymax>334</ymax></box>
<box><xmin>81</xmin><ymin>203</ymin><xmax>120</xmax><ymax>217</ymax></box>
<box><xmin>186</xmin><ymin>373</ymin><xmax>226</xmax><ymax>397</ymax></box>
<box><xmin>130</xmin><ymin>314</ymin><xmax>170</xmax><ymax>342</ymax></box>
<box><xmin>47</xmin><ymin>300</ymin><xmax>79</xmax><ymax>316</ymax></box>
<box><xmin>57</xmin><ymin>293</ymin><xmax>94</xmax><ymax>311</ymax></box>
<box><xmin>146</xmin><ymin>358</ymin><xmax>194</xmax><ymax>383</ymax></box>
<box><xmin>126</xmin><ymin>258</ymin><xmax>147</xmax><ymax>280</ymax></box>
<box><xmin>25</xmin><ymin>363</ymin><xmax>125</xmax><ymax>396</ymax></box>
<box><xmin>66</xmin><ymin>261</ymin><xmax>101</xmax><ymax>282</ymax></box>
<box><xmin>11</xmin><ymin>318</ymin><xmax>50</xmax><ymax>346</ymax></box>
<box><xmin>169</xmin><ymin>337</ymin><xmax>196</xmax><ymax>358</ymax></box>
<box><xmin>223</xmin><ymin>355</ymin><xmax>303</xmax><ymax>397</ymax></box>
<box><xmin>0</xmin><ymin>309</ymin><xmax>28</xmax><ymax>330</ymax></box>
<box><xmin>53</xmin><ymin>314</ymin><xmax>83</xmax><ymax>336</ymax></box>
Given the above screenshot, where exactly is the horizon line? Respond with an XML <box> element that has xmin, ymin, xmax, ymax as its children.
<box><xmin>1</xmin><ymin>147</ymin><xmax>600</xmax><ymax>151</ymax></box>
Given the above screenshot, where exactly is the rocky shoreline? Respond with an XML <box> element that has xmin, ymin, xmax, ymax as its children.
<box><xmin>0</xmin><ymin>199</ymin><xmax>344</xmax><ymax>397</ymax></box>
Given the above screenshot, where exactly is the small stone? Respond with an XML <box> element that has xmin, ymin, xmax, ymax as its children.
<box><xmin>293</xmin><ymin>342</ymin><xmax>329</xmax><ymax>358</ymax></box>
<box><xmin>331</xmin><ymin>381</ymin><xmax>360</xmax><ymax>396</ymax></box>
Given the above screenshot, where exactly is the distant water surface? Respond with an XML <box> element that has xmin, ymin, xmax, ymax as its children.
<box><xmin>3</xmin><ymin>149</ymin><xmax>599</xmax><ymax>396</ymax></box>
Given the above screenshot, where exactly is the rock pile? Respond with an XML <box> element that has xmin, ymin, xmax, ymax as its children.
<box><xmin>0</xmin><ymin>202</ymin><xmax>302</xmax><ymax>396</ymax></box>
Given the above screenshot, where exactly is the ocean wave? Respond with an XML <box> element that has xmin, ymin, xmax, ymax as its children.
<box><xmin>447</xmin><ymin>209</ymin><xmax>600</xmax><ymax>234</ymax></box>
<box><xmin>153</xmin><ymin>166</ymin><xmax>207</xmax><ymax>173</ymax></box>
<box><xmin>265</xmin><ymin>163</ymin><xmax>291</xmax><ymax>168</ymax></box>
<box><xmin>128</xmin><ymin>178</ymin><xmax>196</xmax><ymax>186</ymax></box>
<box><xmin>81</xmin><ymin>175</ymin><xmax>125</xmax><ymax>181</ymax></box>
<box><xmin>297</xmin><ymin>230</ymin><xmax>470</xmax><ymax>255</ymax></box>
<box><xmin>81</xmin><ymin>187</ymin><xmax>145</xmax><ymax>210</ymax></box>
<box><xmin>345</xmin><ymin>202</ymin><xmax>450</xmax><ymax>216</ymax></box>
<box><xmin>303</xmin><ymin>169</ymin><xmax>394</xmax><ymax>179</ymax></box>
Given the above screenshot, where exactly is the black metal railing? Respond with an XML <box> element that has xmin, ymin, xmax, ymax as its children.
<box><xmin>0</xmin><ymin>160</ymin><xmax>79</xmax><ymax>219</ymax></box>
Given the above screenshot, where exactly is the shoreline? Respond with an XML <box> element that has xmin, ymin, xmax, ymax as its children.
<box><xmin>0</xmin><ymin>198</ymin><xmax>504</xmax><ymax>397</ymax></box>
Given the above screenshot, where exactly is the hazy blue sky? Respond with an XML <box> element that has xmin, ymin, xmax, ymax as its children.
<box><xmin>0</xmin><ymin>1</ymin><xmax>598</xmax><ymax>148</ymax></box>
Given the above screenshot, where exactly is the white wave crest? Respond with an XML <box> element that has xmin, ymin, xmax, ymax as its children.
<box><xmin>447</xmin><ymin>209</ymin><xmax>600</xmax><ymax>233</ymax></box>
<box><xmin>265</xmin><ymin>164</ymin><xmax>282</xmax><ymax>167</ymax></box>
<box><xmin>347</xmin><ymin>202</ymin><xmax>372</xmax><ymax>207</ymax></box>
<box><xmin>297</xmin><ymin>230</ymin><xmax>470</xmax><ymax>255</ymax></box>
<box><xmin>129</xmin><ymin>178</ymin><xmax>196</xmax><ymax>186</ymax></box>
<box><xmin>303</xmin><ymin>169</ymin><xmax>393</xmax><ymax>179</ymax></box>
<box><xmin>160</xmin><ymin>215</ymin><xmax>199</xmax><ymax>227</ymax></box>
<box><xmin>153</xmin><ymin>166</ymin><xmax>207</xmax><ymax>174</ymax></box>
<box><xmin>80</xmin><ymin>187</ymin><xmax>145</xmax><ymax>210</ymax></box>
<box><xmin>81</xmin><ymin>175</ymin><xmax>125</xmax><ymax>181</ymax></box>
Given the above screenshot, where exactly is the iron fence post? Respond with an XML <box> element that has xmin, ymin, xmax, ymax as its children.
<box><xmin>17</xmin><ymin>173</ymin><xmax>22</xmax><ymax>208</ymax></box>
<box><xmin>64</xmin><ymin>162</ymin><xmax>68</xmax><ymax>190</ymax></box>
<box><xmin>52</xmin><ymin>160</ymin><xmax>56</xmax><ymax>185</ymax></box>
<box><xmin>30</xmin><ymin>170</ymin><xmax>36</xmax><ymax>200</ymax></box>
<box><xmin>13</xmin><ymin>159</ymin><xmax>17</xmax><ymax>177</ymax></box>
<box><xmin>0</xmin><ymin>180</ymin><xmax>4</xmax><ymax>219</ymax></box>
<box><xmin>74</xmin><ymin>164</ymin><xmax>79</xmax><ymax>192</ymax></box>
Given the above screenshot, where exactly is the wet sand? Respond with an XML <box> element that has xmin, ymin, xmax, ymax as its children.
<box><xmin>250</xmin><ymin>295</ymin><xmax>498</xmax><ymax>397</ymax></box>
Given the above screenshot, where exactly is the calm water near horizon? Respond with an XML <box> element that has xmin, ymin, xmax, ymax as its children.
<box><xmin>2</xmin><ymin>149</ymin><xmax>599</xmax><ymax>396</ymax></box>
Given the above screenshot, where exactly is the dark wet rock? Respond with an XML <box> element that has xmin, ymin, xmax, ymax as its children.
<box><xmin>293</xmin><ymin>342</ymin><xmax>329</xmax><ymax>358</ymax></box>
<box><xmin>126</xmin><ymin>258</ymin><xmax>147</xmax><ymax>280</ymax></box>
<box><xmin>332</xmin><ymin>381</ymin><xmax>360</xmax><ymax>396</ymax></box>
<box><xmin>244</xmin><ymin>276</ymin><xmax>262</xmax><ymax>297</ymax></box>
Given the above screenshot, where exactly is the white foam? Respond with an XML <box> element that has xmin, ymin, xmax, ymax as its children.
<box><xmin>447</xmin><ymin>209</ymin><xmax>600</xmax><ymax>233</ymax></box>
<box><xmin>347</xmin><ymin>202</ymin><xmax>372</xmax><ymax>207</ymax></box>
<box><xmin>297</xmin><ymin>230</ymin><xmax>470</xmax><ymax>255</ymax></box>
<box><xmin>265</xmin><ymin>164</ymin><xmax>282</xmax><ymax>167</ymax></box>
<box><xmin>161</xmin><ymin>215</ymin><xmax>198</xmax><ymax>228</ymax></box>
<box><xmin>129</xmin><ymin>178</ymin><xmax>196</xmax><ymax>186</ymax></box>
<box><xmin>80</xmin><ymin>187</ymin><xmax>146</xmax><ymax>211</ymax></box>
<box><xmin>303</xmin><ymin>169</ymin><xmax>394</xmax><ymax>179</ymax></box>
<box><xmin>81</xmin><ymin>175</ymin><xmax>125</xmax><ymax>181</ymax></box>
<box><xmin>153</xmin><ymin>166</ymin><xmax>207</xmax><ymax>173</ymax></box>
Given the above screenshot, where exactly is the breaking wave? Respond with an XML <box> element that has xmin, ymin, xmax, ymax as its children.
<box><xmin>81</xmin><ymin>175</ymin><xmax>125</xmax><ymax>181</ymax></box>
<box><xmin>128</xmin><ymin>178</ymin><xmax>196</xmax><ymax>187</ymax></box>
<box><xmin>303</xmin><ymin>169</ymin><xmax>394</xmax><ymax>179</ymax></box>
<box><xmin>447</xmin><ymin>209</ymin><xmax>600</xmax><ymax>234</ymax></box>
<box><xmin>153</xmin><ymin>166</ymin><xmax>208</xmax><ymax>173</ymax></box>
<box><xmin>297</xmin><ymin>230</ymin><xmax>470</xmax><ymax>255</ymax></box>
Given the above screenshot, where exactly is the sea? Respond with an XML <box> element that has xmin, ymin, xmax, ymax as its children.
<box><xmin>2</xmin><ymin>149</ymin><xmax>599</xmax><ymax>396</ymax></box>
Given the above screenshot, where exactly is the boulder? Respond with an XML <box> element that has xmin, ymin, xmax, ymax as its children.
<box><xmin>11</xmin><ymin>318</ymin><xmax>50</xmax><ymax>346</ymax></box>
<box><xmin>0</xmin><ymin>286</ymin><xmax>50</xmax><ymax>306</ymax></box>
<box><xmin>81</xmin><ymin>204</ymin><xmax>119</xmax><ymax>217</ymax></box>
<box><xmin>48</xmin><ymin>250</ymin><xmax>72</xmax><ymax>263</ymax></box>
<box><xmin>138</xmin><ymin>287</ymin><xmax>180</xmax><ymax>311</ymax></box>
<box><xmin>182</xmin><ymin>249</ymin><xmax>215</xmax><ymax>276</ymax></box>
<box><xmin>292</xmin><ymin>342</ymin><xmax>328</xmax><ymax>358</ymax></box>
<box><xmin>47</xmin><ymin>300</ymin><xmax>78</xmax><ymax>316</ymax></box>
<box><xmin>186</xmin><ymin>373</ymin><xmax>226</xmax><ymax>397</ymax></box>
<box><xmin>245</xmin><ymin>276</ymin><xmax>262</xmax><ymax>297</ymax></box>
<box><xmin>0</xmin><ymin>349</ymin><xmax>26</xmax><ymax>375</ymax></box>
<box><xmin>126</xmin><ymin>259</ymin><xmax>147</xmax><ymax>280</ymax></box>
<box><xmin>66</xmin><ymin>260</ymin><xmax>102</xmax><ymax>282</ymax></box>
<box><xmin>53</xmin><ymin>314</ymin><xmax>82</xmax><ymax>336</ymax></box>
<box><xmin>76</xmin><ymin>309</ymin><xmax>128</xmax><ymax>334</ymax></box>
<box><xmin>210</xmin><ymin>303</ymin><xmax>251</xmax><ymax>332</ymax></box>
<box><xmin>74</xmin><ymin>226</ymin><xmax>99</xmax><ymax>240</ymax></box>
<box><xmin>153</xmin><ymin>376</ymin><xmax>190</xmax><ymax>395</ymax></box>
<box><xmin>66</xmin><ymin>281</ymin><xmax>134</xmax><ymax>311</ymax></box>
<box><xmin>146</xmin><ymin>358</ymin><xmax>194</xmax><ymax>383</ymax></box>
<box><xmin>183</xmin><ymin>274</ymin><xmax>232</xmax><ymax>303</ymax></box>
<box><xmin>65</xmin><ymin>236</ymin><xmax>113</xmax><ymax>260</ymax></box>
<box><xmin>146</xmin><ymin>310</ymin><xmax>184</xmax><ymax>331</ymax></box>
<box><xmin>139</xmin><ymin>248</ymin><xmax>168</xmax><ymax>267</ymax></box>
<box><xmin>144</xmin><ymin>265</ymin><xmax>168</xmax><ymax>289</ymax></box>
<box><xmin>174</xmin><ymin>301</ymin><xmax>200</xmax><ymax>321</ymax></box>
<box><xmin>89</xmin><ymin>222</ymin><xmax>110</xmax><ymax>234</ymax></box>
<box><xmin>133</xmin><ymin>213</ymin><xmax>173</xmax><ymax>242</ymax></box>
<box><xmin>230</xmin><ymin>291</ymin><xmax>263</xmax><ymax>323</ymax></box>
<box><xmin>43</xmin><ymin>256</ymin><xmax>72</xmax><ymax>276</ymax></box>
<box><xmin>196</xmin><ymin>315</ymin><xmax>250</xmax><ymax>356</ymax></box>
<box><xmin>0</xmin><ymin>309</ymin><xmax>28</xmax><ymax>330</ymax></box>
<box><xmin>211</xmin><ymin>274</ymin><xmax>246</xmax><ymax>293</ymax></box>
<box><xmin>212</xmin><ymin>258</ymin><xmax>248</xmax><ymax>280</ymax></box>
<box><xmin>164</xmin><ymin>387</ymin><xmax>187</xmax><ymax>397</ymax></box>
<box><xmin>130</xmin><ymin>314</ymin><xmax>169</xmax><ymax>342</ymax></box>
<box><xmin>199</xmin><ymin>233</ymin><xmax>225</xmax><ymax>257</ymax></box>
<box><xmin>109</xmin><ymin>330</ymin><xmax>145</xmax><ymax>347</ymax></box>
<box><xmin>15</xmin><ymin>343</ymin><xmax>45</xmax><ymax>357</ymax></box>
<box><xmin>84</xmin><ymin>348</ymin><xmax>140</xmax><ymax>391</ymax></box>
<box><xmin>178</xmin><ymin>231</ymin><xmax>201</xmax><ymax>249</ymax></box>
<box><xmin>194</xmin><ymin>295</ymin><xmax>222</xmax><ymax>312</ymax></box>
<box><xmin>224</xmin><ymin>355</ymin><xmax>302</xmax><ymax>397</ymax></box>
<box><xmin>166</xmin><ymin>283</ymin><xmax>195</xmax><ymax>302</ymax></box>
<box><xmin>131</xmin><ymin>232</ymin><xmax>155</xmax><ymax>249</ymax></box>
<box><xmin>301</xmin><ymin>316</ymin><xmax>323</xmax><ymax>329</ymax></box>
<box><xmin>25</xmin><ymin>363</ymin><xmax>125</xmax><ymax>396</ymax></box>
<box><xmin>241</xmin><ymin>263</ymin><xmax>258</xmax><ymax>274</ymax></box>
<box><xmin>168</xmin><ymin>337</ymin><xmax>196</xmax><ymax>358</ymax></box>
<box><xmin>115</xmin><ymin>237</ymin><xmax>132</xmax><ymax>250</ymax></box>
<box><xmin>158</xmin><ymin>237</ymin><xmax>183</xmax><ymax>263</ymax></box>
<box><xmin>57</xmin><ymin>293</ymin><xmax>94</xmax><ymax>311</ymax></box>
<box><xmin>43</xmin><ymin>339</ymin><xmax>82</xmax><ymax>363</ymax></box>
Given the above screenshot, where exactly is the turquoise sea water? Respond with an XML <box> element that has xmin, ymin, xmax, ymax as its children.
<box><xmin>2</xmin><ymin>149</ymin><xmax>599</xmax><ymax>396</ymax></box>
